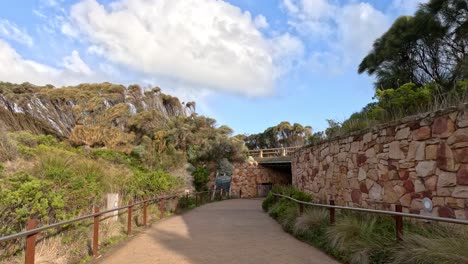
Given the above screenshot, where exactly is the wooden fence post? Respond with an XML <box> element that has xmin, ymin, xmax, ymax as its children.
<box><xmin>25</xmin><ymin>219</ymin><xmax>38</xmax><ymax>264</ymax></box>
<box><xmin>93</xmin><ymin>207</ymin><xmax>100</xmax><ymax>258</ymax></box>
<box><xmin>329</xmin><ymin>200</ymin><xmax>335</xmax><ymax>225</ymax></box>
<box><xmin>239</xmin><ymin>189</ymin><xmax>242</xmax><ymax>199</ymax></box>
<box><xmin>395</xmin><ymin>205</ymin><xmax>403</xmax><ymax>241</ymax></box>
<box><xmin>127</xmin><ymin>200</ymin><xmax>133</xmax><ymax>236</ymax></box>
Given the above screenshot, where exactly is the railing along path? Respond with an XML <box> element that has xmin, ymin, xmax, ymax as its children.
<box><xmin>248</xmin><ymin>146</ymin><xmax>300</xmax><ymax>158</ymax></box>
<box><xmin>272</xmin><ymin>193</ymin><xmax>468</xmax><ymax>241</ymax></box>
<box><xmin>0</xmin><ymin>189</ymin><xmax>236</xmax><ymax>264</ymax></box>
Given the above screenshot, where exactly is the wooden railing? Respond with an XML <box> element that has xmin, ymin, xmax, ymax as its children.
<box><xmin>272</xmin><ymin>193</ymin><xmax>468</xmax><ymax>241</ymax></box>
<box><xmin>248</xmin><ymin>146</ymin><xmax>300</xmax><ymax>158</ymax></box>
<box><xmin>0</xmin><ymin>189</ymin><xmax>236</xmax><ymax>264</ymax></box>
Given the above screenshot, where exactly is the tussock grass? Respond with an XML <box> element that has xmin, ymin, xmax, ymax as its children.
<box><xmin>391</xmin><ymin>225</ymin><xmax>468</xmax><ymax>264</ymax></box>
<box><xmin>263</xmin><ymin>186</ymin><xmax>468</xmax><ymax>264</ymax></box>
<box><xmin>326</xmin><ymin>213</ymin><xmax>395</xmax><ymax>264</ymax></box>
<box><xmin>293</xmin><ymin>208</ymin><xmax>328</xmax><ymax>236</ymax></box>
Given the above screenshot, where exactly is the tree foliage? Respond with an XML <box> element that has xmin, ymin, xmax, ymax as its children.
<box><xmin>239</xmin><ymin>121</ymin><xmax>312</xmax><ymax>149</ymax></box>
<box><xmin>359</xmin><ymin>0</ymin><xmax>468</xmax><ymax>91</ymax></box>
<box><xmin>192</xmin><ymin>166</ymin><xmax>209</xmax><ymax>192</ymax></box>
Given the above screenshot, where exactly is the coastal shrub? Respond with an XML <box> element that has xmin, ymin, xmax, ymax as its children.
<box><xmin>0</xmin><ymin>172</ymin><xmax>66</xmax><ymax>242</ymax></box>
<box><xmin>130</xmin><ymin>169</ymin><xmax>182</xmax><ymax>197</ymax></box>
<box><xmin>192</xmin><ymin>166</ymin><xmax>209</xmax><ymax>192</ymax></box>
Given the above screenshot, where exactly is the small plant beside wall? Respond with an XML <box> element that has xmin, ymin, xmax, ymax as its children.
<box><xmin>263</xmin><ymin>186</ymin><xmax>468</xmax><ymax>264</ymax></box>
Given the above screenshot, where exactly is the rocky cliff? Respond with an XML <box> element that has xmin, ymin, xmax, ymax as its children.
<box><xmin>0</xmin><ymin>82</ymin><xmax>194</xmax><ymax>150</ymax></box>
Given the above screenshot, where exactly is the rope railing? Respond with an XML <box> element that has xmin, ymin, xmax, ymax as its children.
<box><xmin>0</xmin><ymin>189</ymin><xmax>235</xmax><ymax>264</ymax></box>
<box><xmin>272</xmin><ymin>193</ymin><xmax>468</xmax><ymax>241</ymax></box>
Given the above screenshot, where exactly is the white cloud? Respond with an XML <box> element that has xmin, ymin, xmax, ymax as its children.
<box><xmin>66</xmin><ymin>0</ymin><xmax>302</xmax><ymax>96</ymax></box>
<box><xmin>0</xmin><ymin>39</ymin><xmax>100</xmax><ymax>86</ymax></box>
<box><xmin>0</xmin><ymin>19</ymin><xmax>34</xmax><ymax>47</ymax></box>
<box><xmin>61</xmin><ymin>22</ymin><xmax>78</xmax><ymax>38</ymax></box>
<box><xmin>63</xmin><ymin>50</ymin><xmax>92</xmax><ymax>75</ymax></box>
<box><xmin>282</xmin><ymin>0</ymin><xmax>335</xmax><ymax>37</ymax></box>
<box><xmin>282</xmin><ymin>0</ymin><xmax>389</xmax><ymax>73</ymax></box>
<box><xmin>0</xmin><ymin>37</ymin><xmax>214</xmax><ymax>109</ymax></box>
<box><xmin>254</xmin><ymin>15</ymin><xmax>269</xmax><ymax>29</ymax></box>
<box><xmin>335</xmin><ymin>3</ymin><xmax>389</xmax><ymax>58</ymax></box>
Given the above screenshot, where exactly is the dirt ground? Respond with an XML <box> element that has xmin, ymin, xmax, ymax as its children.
<box><xmin>95</xmin><ymin>199</ymin><xmax>339</xmax><ymax>264</ymax></box>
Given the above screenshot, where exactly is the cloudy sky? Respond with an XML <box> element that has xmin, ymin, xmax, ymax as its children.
<box><xmin>0</xmin><ymin>0</ymin><xmax>426</xmax><ymax>134</ymax></box>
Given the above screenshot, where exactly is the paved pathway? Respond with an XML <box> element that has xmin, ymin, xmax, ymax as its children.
<box><xmin>97</xmin><ymin>199</ymin><xmax>339</xmax><ymax>264</ymax></box>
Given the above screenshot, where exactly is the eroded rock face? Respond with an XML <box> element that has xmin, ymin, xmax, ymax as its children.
<box><xmin>291</xmin><ymin>109</ymin><xmax>468</xmax><ymax>219</ymax></box>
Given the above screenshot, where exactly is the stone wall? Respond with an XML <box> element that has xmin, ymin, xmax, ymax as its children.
<box><xmin>292</xmin><ymin>107</ymin><xmax>468</xmax><ymax>219</ymax></box>
<box><xmin>231</xmin><ymin>162</ymin><xmax>291</xmax><ymax>198</ymax></box>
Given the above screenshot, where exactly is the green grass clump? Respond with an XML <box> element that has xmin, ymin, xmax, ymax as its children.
<box><xmin>263</xmin><ymin>185</ymin><xmax>468</xmax><ymax>264</ymax></box>
<box><xmin>391</xmin><ymin>225</ymin><xmax>468</xmax><ymax>264</ymax></box>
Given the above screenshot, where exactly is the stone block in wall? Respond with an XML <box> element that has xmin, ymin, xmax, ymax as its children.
<box><xmin>368</xmin><ymin>183</ymin><xmax>382</xmax><ymax>201</ymax></box>
<box><xmin>389</xmin><ymin>141</ymin><xmax>404</xmax><ymax>159</ymax></box>
<box><xmin>432</xmin><ymin>116</ymin><xmax>455</xmax><ymax>138</ymax></box>
<box><xmin>436</xmin><ymin>142</ymin><xmax>457</xmax><ymax>172</ymax></box>
<box><xmin>457</xmin><ymin>111</ymin><xmax>468</xmax><ymax>127</ymax></box>
<box><xmin>455</xmin><ymin>147</ymin><xmax>468</xmax><ymax>163</ymax></box>
<box><xmin>415</xmin><ymin>179</ymin><xmax>425</xmax><ymax>192</ymax></box>
<box><xmin>396</xmin><ymin>127</ymin><xmax>411</xmax><ymax>140</ymax></box>
<box><xmin>457</xmin><ymin>164</ymin><xmax>468</xmax><ymax>185</ymax></box>
<box><xmin>413</xmin><ymin>126</ymin><xmax>431</xmax><ymax>140</ymax></box>
<box><xmin>407</xmin><ymin>141</ymin><xmax>425</xmax><ymax>161</ymax></box>
<box><xmin>447</xmin><ymin>128</ymin><xmax>468</xmax><ymax>145</ymax></box>
<box><xmin>400</xmin><ymin>193</ymin><xmax>412</xmax><ymax>207</ymax></box>
<box><xmin>437</xmin><ymin>170</ymin><xmax>457</xmax><ymax>187</ymax></box>
<box><xmin>415</xmin><ymin>161</ymin><xmax>436</xmax><ymax>177</ymax></box>
<box><xmin>438</xmin><ymin>206</ymin><xmax>455</xmax><ymax>218</ymax></box>
<box><xmin>383</xmin><ymin>182</ymin><xmax>399</xmax><ymax>203</ymax></box>
<box><xmin>424</xmin><ymin>176</ymin><xmax>438</xmax><ymax>191</ymax></box>
<box><xmin>425</xmin><ymin>144</ymin><xmax>438</xmax><ymax>160</ymax></box>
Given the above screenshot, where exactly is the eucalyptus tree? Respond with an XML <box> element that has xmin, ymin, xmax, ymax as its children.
<box><xmin>359</xmin><ymin>0</ymin><xmax>467</xmax><ymax>91</ymax></box>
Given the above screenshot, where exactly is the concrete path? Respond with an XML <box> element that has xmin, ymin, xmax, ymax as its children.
<box><xmin>96</xmin><ymin>199</ymin><xmax>339</xmax><ymax>264</ymax></box>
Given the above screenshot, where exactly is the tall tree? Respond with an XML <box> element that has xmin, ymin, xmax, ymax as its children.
<box><xmin>359</xmin><ymin>0</ymin><xmax>467</xmax><ymax>91</ymax></box>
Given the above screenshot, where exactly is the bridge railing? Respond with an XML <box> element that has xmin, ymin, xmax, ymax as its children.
<box><xmin>248</xmin><ymin>146</ymin><xmax>300</xmax><ymax>158</ymax></box>
<box><xmin>0</xmin><ymin>189</ymin><xmax>233</xmax><ymax>264</ymax></box>
<box><xmin>272</xmin><ymin>193</ymin><xmax>468</xmax><ymax>241</ymax></box>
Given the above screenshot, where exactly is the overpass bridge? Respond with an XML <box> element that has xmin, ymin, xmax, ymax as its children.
<box><xmin>247</xmin><ymin>146</ymin><xmax>299</xmax><ymax>168</ymax></box>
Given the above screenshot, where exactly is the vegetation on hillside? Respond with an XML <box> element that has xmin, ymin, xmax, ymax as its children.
<box><xmin>0</xmin><ymin>82</ymin><xmax>247</xmax><ymax>261</ymax></box>
<box><xmin>263</xmin><ymin>186</ymin><xmax>468</xmax><ymax>264</ymax></box>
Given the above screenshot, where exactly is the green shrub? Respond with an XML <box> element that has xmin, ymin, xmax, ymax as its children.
<box><xmin>268</xmin><ymin>198</ymin><xmax>297</xmax><ymax>220</ymax></box>
<box><xmin>130</xmin><ymin>170</ymin><xmax>182</xmax><ymax>197</ymax></box>
<box><xmin>9</xmin><ymin>131</ymin><xmax>57</xmax><ymax>148</ymax></box>
<box><xmin>0</xmin><ymin>172</ymin><xmax>66</xmax><ymax>237</ymax></box>
<box><xmin>262</xmin><ymin>191</ymin><xmax>276</xmax><ymax>211</ymax></box>
<box><xmin>192</xmin><ymin>166</ymin><xmax>209</xmax><ymax>192</ymax></box>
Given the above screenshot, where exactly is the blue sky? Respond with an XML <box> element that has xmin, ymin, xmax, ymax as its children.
<box><xmin>0</xmin><ymin>0</ymin><xmax>426</xmax><ymax>134</ymax></box>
